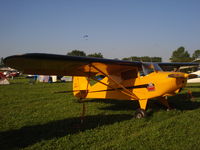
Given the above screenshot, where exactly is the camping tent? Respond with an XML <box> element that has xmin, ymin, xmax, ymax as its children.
<box><xmin>37</xmin><ymin>75</ymin><xmax>57</xmax><ymax>83</ymax></box>
<box><xmin>0</xmin><ymin>72</ymin><xmax>9</xmax><ymax>85</ymax></box>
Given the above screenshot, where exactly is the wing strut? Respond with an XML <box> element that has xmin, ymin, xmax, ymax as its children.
<box><xmin>90</xmin><ymin>64</ymin><xmax>139</xmax><ymax>100</ymax></box>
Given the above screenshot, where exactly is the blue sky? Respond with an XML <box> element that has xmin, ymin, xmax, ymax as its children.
<box><xmin>0</xmin><ymin>0</ymin><xmax>200</xmax><ymax>61</ymax></box>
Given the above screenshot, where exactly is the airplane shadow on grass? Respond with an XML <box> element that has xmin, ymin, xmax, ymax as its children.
<box><xmin>0</xmin><ymin>114</ymin><xmax>133</xmax><ymax>149</ymax></box>
<box><xmin>86</xmin><ymin>91</ymin><xmax>200</xmax><ymax>111</ymax></box>
<box><xmin>168</xmin><ymin>92</ymin><xmax>200</xmax><ymax>110</ymax></box>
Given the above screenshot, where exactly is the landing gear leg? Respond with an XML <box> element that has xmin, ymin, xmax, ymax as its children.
<box><xmin>158</xmin><ymin>97</ymin><xmax>172</xmax><ymax>111</ymax></box>
<box><xmin>135</xmin><ymin>99</ymin><xmax>148</xmax><ymax>118</ymax></box>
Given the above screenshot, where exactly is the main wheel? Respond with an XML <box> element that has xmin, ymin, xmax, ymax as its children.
<box><xmin>135</xmin><ymin>108</ymin><xmax>146</xmax><ymax>118</ymax></box>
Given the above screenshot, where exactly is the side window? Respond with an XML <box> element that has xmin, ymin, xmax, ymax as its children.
<box><xmin>141</xmin><ymin>63</ymin><xmax>163</xmax><ymax>76</ymax></box>
<box><xmin>142</xmin><ymin>64</ymin><xmax>154</xmax><ymax>75</ymax></box>
<box><xmin>140</xmin><ymin>70</ymin><xmax>145</xmax><ymax>76</ymax></box>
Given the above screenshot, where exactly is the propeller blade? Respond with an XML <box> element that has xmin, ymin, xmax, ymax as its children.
<box><xmin>188</xmin><ymin>74</ymin><xmax>198</xmax><ymax>79</ymax></box>
<box><xmin>168</xmin><ymin>73</ymin><xmax>198</xmax><ymax>79</ymax></box>
<box><xmin>168</xmin><ymin>73</ymin><xmax>187</xmax><ymax>78</ymax></box>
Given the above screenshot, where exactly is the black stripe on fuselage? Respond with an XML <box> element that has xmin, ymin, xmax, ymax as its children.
<box><xmin>56</xmin><ymin>84</ymin><xmax>149</xmax><ymax>94</ymax></box>
<box><xmin>88</xmin><ymin>84</ymin><xmax>149</xmax><ymax>93</ymax></box>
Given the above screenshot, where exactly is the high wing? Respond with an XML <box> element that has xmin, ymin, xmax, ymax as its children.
<box><xmin>4</xmin><ymin>53</ymin><xmax>142</xmax><ymax>77</ymax></box>
<box><xmin>4</xmin><ymin>53</ymin><xmax>198</xmax><ymax>76</ymax></box>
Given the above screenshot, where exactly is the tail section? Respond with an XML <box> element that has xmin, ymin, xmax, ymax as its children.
<box><xmin>73</xmin><ymin>76</ymin><xmax>91</xmax><ymax>99</ymax></box>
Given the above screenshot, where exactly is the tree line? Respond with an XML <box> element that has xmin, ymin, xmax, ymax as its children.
<box><xmin>67</xmin><ymin>50</ymin><xmax>103</xmax><ymax>58</ymax></box>
<box><xmin>0</xmin><ymin>47</ymin><xmax>200</xmax><ymax>68</ymax></box>
<box><xmin>66</xmin><ymin>50</ymin><xmax>162</xmax><ymax>62</ymax></box>
<box><xmin>66</xmin><ymin>47</ymin><xmax>200</xmax><ymax>62</ymax></box>
<box><xmin>122</xmin><ymin>56</ymin><xmax>162</xmax><ymax>62</ymax></box>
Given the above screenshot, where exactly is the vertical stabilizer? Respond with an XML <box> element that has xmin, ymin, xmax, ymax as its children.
<box><xmin>73</xmin><ymin>76</ymin><xmax>90</xmax><ymax>99</ymax></box>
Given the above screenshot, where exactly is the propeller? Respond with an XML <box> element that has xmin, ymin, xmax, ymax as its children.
<box><xmin>188</xmin><ymin>74</ymin><xmax>198</xmax><ymax>79</ymax></box>
<box><xmin>168</xmin><ymin>73</ymin><xmax>198</xmax><ymax>79</ymax></box>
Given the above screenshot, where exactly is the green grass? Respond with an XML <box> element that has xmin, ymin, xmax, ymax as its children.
<box><xmin>0</xmin><ymin>78</ymin><xmax>200</xmax><ymax>150</ymax></box>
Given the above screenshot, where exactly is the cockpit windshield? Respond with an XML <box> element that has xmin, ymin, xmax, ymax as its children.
<box><xmin>141</xmin><ymin>63</ymin><xmax>163</xmax><ymax>76</ymax></box>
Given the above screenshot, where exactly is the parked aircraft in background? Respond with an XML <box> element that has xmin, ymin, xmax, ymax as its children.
<box><xmin>187</xmin><ymin>70</ymin><xmax>200</xmax><ymax>83</ymax></box>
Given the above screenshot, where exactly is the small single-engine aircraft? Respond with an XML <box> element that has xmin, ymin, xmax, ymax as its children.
<box><xmin>4</xmin><ymin>53</ymin><xmax>198</xmax><ymax>118</ymax></box>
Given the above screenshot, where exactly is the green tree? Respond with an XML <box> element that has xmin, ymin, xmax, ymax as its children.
<box><xmin>151</xmin><ymin>57</ymin><xmax>162</xmax><ymax>62</ymax></box>
<box><xmin>122</xmin><ymin>56</ymin><xmax>162</xmax><ymax>62</ymax></box>
<box><xmin>132</xmin><ymin>56</ymin><xmax>141</xmax><ymax>61</ymax></box>
<box><xmin>122</xmin><ymin>57</ymin><xmax>131</xmax><ymax>61</ymax></box>
<box><xmin>170</xmin><ymin>46</ymin><xmax>192</xmax><ymax>62</ymax></box>
<box><xmin>0</xmin><ymin>57</ymin><xmax>4</xmax><ymax>67</ymax></box>
<box><xmin>192</xmin><ymin>49</ymin><xmax>200</xmax><ymax>60</ymax></box>
<box><xmin>87</xmin><ymin>52</ymin><xmax>103</xmax><ymax>58</ymax></box>
<box><xmin>141</xmin><ymin>56</ymin><xmax>151</xmax><ymax>62</ymax></box>
<box><xmin>122</xmin><ymin>57</ymin><xmax>141</xmax><ymax>61</ymax></box>
<box><xmin>67</xmin><ymin>50</ymin><xmax>86</xmax><ymax>57</ymax></box>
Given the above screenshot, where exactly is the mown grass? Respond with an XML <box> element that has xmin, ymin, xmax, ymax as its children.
<box><xmin>0</xmin><ymin>78</ymin><xmax>200</xmax><ymax>150</ymax></box>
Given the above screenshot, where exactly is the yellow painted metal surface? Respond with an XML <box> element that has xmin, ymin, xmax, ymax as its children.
<box><xmin>73</xmin><ymin>71</ymin><xmax>189</xmax><ymax>110</ymax></box>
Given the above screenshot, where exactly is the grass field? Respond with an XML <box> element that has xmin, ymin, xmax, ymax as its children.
<box><xmin>0</xmin><ymin>78</ymin><xmax>200</xmax><ymax>150</ymax></box>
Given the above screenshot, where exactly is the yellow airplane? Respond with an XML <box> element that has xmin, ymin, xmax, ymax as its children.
<box><xmin>4</xmin><ymin>53</ymin><xmax>198</xmax><ymax>118</ymax></box>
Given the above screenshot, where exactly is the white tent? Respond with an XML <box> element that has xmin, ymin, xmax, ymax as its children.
<box><xmin>37</xmin><ymin>75</ymin><xmax>57</xmax><ymax>83</ymax></box>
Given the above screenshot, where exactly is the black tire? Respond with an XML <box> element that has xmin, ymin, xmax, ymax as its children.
<box><xmin>135</xmin><ymin>108</ymin><xmax>146</xmax><ymax>118</ymax></box>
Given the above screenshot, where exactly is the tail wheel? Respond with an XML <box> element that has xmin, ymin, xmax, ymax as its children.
<box><xmin>135</xmin><ymin>108</ymin><xmax>146</xmax><ymax>118</ymax></box>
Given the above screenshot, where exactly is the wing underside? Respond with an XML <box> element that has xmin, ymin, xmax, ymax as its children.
<box><xmin>4</xmin><ymin>53</ymin><xmax>141</xmax><ymax>77</ymax></box>
<box><xmin>4</xmin><ymin>53</ymin><xmax>198</xmax><ymax>76</ymax></box>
